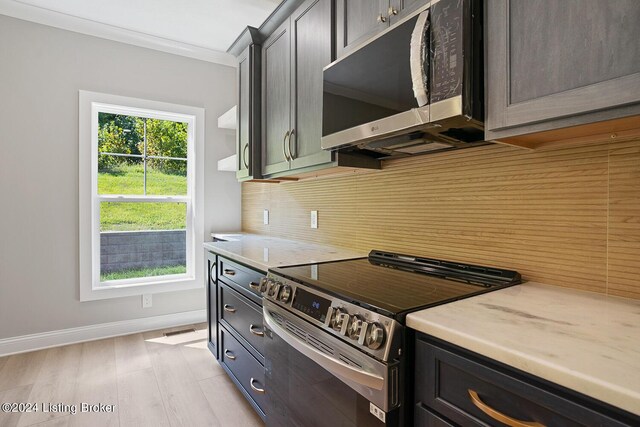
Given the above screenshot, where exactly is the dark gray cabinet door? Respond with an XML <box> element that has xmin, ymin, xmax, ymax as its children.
<box><xmin>415</xmin><ymin>335</ymin><xmax>636</xmax><ymax>427</ymax></box>
<box><xmin>219</xmin><ymin>283</ymin><xmax>265</xmax><ymax>358</ymax></box>
<box><xmin>389</xmin><ymin>0</ymin><xmax>427</xmax><ymax>24</ymax></box>
<box><xmin>336</xmin><ymin>0</ymin><xmax>389</xmax><ymax>58</ymax></box>
<box><xmin>237</xmin><ymin>47</ymin><xmax>250</xmax><ymax>180</ymax></box>
<box><xmin>206</xmin><ymin>251</ymin><xmax>218</xmax><ymax>359</ymax></box>
<box><xmin>262</xmin><ymin>20</ymin><xmax>292</xmax><ymax>176</ymax></box>
<box><xmin>289</xmin><ymin>0</ymin><xmax>333</xmax><ymax>170</ymax></box>
<box><xmin>486</xmin><ymin>0</ymin><xmax>640</xmax><ymax>139</ymax></box>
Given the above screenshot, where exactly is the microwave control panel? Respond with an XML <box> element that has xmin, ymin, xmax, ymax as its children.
<box><xmin>430</xmin><ymin>0</ymin><xmax>465</xmax><ymax>103</ymax></box>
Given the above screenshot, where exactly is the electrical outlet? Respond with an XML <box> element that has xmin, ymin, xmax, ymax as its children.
<box><xmin>311</xmin><ymin>210</ymin><xmax>318</xmax><ymax>229</ymax></box>
<box><xmin>142</xmin><ymin>294</ymin><xmax>152</xmax><ymax>308</ymax></box>
<box><xmin>263</xmin><ymin>209</ymin><xmax>269</xmax><ymax>225</ymax></box>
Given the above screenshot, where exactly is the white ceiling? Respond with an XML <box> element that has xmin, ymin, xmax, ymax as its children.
<box><xmin>0</xmin><ymin>0</ymin><xmax>282</xmax><ymax>65</ymax></box>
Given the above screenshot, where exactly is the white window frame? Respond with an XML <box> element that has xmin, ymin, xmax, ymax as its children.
<box><xmin>79</xmin><ymin>91</ymin><xmax>205</xmax><ymax>301</ymax></box>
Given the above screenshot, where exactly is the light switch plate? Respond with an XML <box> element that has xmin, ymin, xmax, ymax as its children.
<box><xmin>311</xmin><ymin>210</ymin><xmax>318</xmax><ymax>229</ymax></box>
<box><xmin>142</xmin><ymin>294</ymin><xmax>152</xmax><ymax>308</ymax></box>
<box><xmin>263</xmin><ymin>209</ymin><xmax>269</xmax><ymax>225</ymax></box>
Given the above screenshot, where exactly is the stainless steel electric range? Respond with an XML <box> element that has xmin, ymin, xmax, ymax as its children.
<box><xmin>259</xmin><ymin>250</ymin><xmax>522</xmax><ymax>427</ymax></box>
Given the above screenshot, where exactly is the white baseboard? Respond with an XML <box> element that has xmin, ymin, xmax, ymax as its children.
<box><xmin>0</xmin><ymin>309</ymin><xmax>207</xmax><ymax>357</ymax></box>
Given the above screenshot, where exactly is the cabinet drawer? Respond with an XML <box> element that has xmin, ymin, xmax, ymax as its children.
<box><xmin>414</xmin><ymin>404</ymin><xmax>454</xmax><ymax>427</ymax></box>
<box><xmin>218</xmin><ymin>256</ymin><xmax>264</xmax><ymax>303</ymax></box>
<box><xmin>220</xmin><ymin>283</ymin><xmax>265</xmax><ymax>357</ymax></box>
<box><xmin>415</xmin><ymin>336</ymin><xmax>631</xmax><ymax>427</ymax></box>
<box><xmin>220</xmin><ymin>326</ymin><xmax>267</xmax><ymax>413</ymax></box>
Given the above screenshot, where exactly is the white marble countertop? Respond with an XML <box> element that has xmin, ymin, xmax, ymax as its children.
<box><xmin>203</xmin><ymin>234</ymin><xmax>365</xmax><ymax>272</ymax></box>
<box><xmin>210</xmin><ymin>232</ymin><xmax>249</xmax><ymax>242</ymax></box>
<box><xmin>407</xmin><ymin>282</ymin><xmax>640</xmax><ymax>415</ymax></box>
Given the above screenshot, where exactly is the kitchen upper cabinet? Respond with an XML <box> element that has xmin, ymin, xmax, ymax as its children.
<box><xmin>336</xmin><ymin>0</ymin><xmax>387</xmax><ymax>58</ymax></box>
<box><xmin>289</xmin><ymin>0</ymin><xmax>333</xmax><ymax>170</ymax></box>
<box><xmin>336</xmin><ymin>0</ymin><xmax>427</xmax><ymax>58</ymax></box>
<box><xmin>232</xmin><ymin>28</ymin><xmax>262</xmax><ymax>181</ymax></box>
<box><xmin>485</xmin><ymin>0</ymin><xmax>640</xmax><ymax>148</ymax></box>
<box><xmin>389</xmin><ymin>0</ymin><xmax>428</xmax><ymax>24</ymax></box>
<box><xmin>262</xmin><ymin>0</ymin><xmax>336</xmax><ymax>177</ymax></box>
<box><xmin>262</xmin><ymin>20</ymin><xmax>292</xmax><ymax>176</ymax></box>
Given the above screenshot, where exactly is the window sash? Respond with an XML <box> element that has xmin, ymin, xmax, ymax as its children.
<box><xmin>92</xmin><ymin>103</ymin><xmax>196</xmax><ymax>289</ymax></box>
<box><xmin>99</xmin><ymin>152</ymin><xmax>188</xmax><ymax>162</ymax></box>
<box><xmin>97</xmin><ymin>195</ymin><xmax>190</xmax><ymax>203</ymax></box>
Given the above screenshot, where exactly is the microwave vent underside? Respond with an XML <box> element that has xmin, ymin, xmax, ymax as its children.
<box><xmin>357</xmin><ymin>127</ymin><xmax>487</xmax><ymax>158</ymax></box>
<box><xmin>386</xmin><ymin>141</ymin><xmax>451</xmax><ymax>154</ymax></box>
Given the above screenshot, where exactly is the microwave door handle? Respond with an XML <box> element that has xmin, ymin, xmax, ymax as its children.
<box><xmin>410</xmin><ymin>9</ymin><xmax>430</xmax><ymax>107</ymax></box>
<box><xmin>263</xmin><ymin>306</ymin><xmax>385</xmax><ymax>390</ymax></box>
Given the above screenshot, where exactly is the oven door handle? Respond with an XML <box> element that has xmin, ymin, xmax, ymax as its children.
<box><xmin>263</xmin><ymin>307</ymin><xmax>385</xmax><ymax>390</ymax></box>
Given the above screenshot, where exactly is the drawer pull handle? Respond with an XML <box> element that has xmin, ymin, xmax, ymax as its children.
<box><xmin>468</xmin><ymin>389</ymin><xmax>545</xmax><ymax>427</ymax></box>
<box><xmin>250</xmin><ymin>378</ymin><xmax>265</xmax><ymax>394</ymax></box>
<box><xmin>224</xmin><ymin>349</ymin><xmax>236</xmax><ymax>360</ymax></box>
<box><xmin>223</xmin><ymin>304</ymin><xmax>236</xmax><ymax>313</ymax></box>
<box><xmin>249</xmin><ymin>281</ymin><xmax>260</xmax><ymax>291</ymax></box>
<box><xmin>223</xmin><ymin>269</ymin><xmax>236</xmax><ymax>276</ymax></box>
<box><xmin>249</xmin><ymin>324</ymin><xmax>264</xmax><ymax>337</ymax></box>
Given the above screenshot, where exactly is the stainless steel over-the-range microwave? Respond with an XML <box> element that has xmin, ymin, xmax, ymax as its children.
<box><xmin>322</xmin><ymin>0</ymin><xmax>485</xmax><ymax>158</ymax></box>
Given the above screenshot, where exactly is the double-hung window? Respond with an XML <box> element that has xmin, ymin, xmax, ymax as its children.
<box><xmin>79</xmin><ymin>91</ymin><xmax>204</xmax><ymax>301</ymax></box>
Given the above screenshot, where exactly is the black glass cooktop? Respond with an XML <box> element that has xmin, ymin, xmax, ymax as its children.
<box><xmin>270</xmin><ymin>250</ymin><xmax>522</xmax><ymax>319</ymax></box>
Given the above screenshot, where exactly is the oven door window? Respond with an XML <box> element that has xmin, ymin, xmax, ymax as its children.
<box><xmin>263</xmin><ymin>303</ymin><xmax>397</xmax><ymax>426</ymax></box>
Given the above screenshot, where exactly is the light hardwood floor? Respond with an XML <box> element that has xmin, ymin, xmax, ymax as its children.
<box><xmin>0</xmin><ymin>324</ymin><xmax>264</xmax><ymax>427</ymax></box>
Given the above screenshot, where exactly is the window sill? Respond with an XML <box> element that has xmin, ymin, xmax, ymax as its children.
<box><xmin>80</xmin><ymin>276</ymin><xmax>202</xmax><ymax>301</ymax></box>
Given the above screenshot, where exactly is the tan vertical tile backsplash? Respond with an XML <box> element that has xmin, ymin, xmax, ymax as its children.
<box><xmin>607</xmin><ymin>141</ymin><xmax>640</xmax><ymax>299</ymax></box>
<box><xmin>242</xmin><ymin>140</ymin><xmax>640</xmax><ymax>299</ymax></box>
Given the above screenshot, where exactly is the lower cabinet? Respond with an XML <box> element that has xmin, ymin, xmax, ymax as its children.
<box><xmin>220</xmin><ymin>326</ymin><xmax>267</xmax><ymax>418</ymax></box>
<box><xmin>220</xmin><ymin>283</ymin><xmax>265</xmax><ymax>358</ymax></box>
<box><xmin>414</xmin><ymin>404</ymin><xmax>454</xmax><ymax>427</ymax></box>
<box><xmin>206</xmin><ymin>252</ymin><xmax>267</xmax><ymax>421</ymax></box>
<box><xmin>206</xmin><ymin>251</ymin><xmax>218</xmax><ymax>359</ymax></box>
<box><xmin>414</xmin><ymin>334</ymin><xmax>638</xmax><ymax>427</ymax></box>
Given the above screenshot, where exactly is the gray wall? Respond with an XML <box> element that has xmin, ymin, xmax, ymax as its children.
<box><xmin>0</xmin><ymin>15</ymin><xmax>241</xmax><ymax>339</ymax></box>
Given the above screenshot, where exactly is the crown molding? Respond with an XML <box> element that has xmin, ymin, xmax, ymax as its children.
<box><xmin>0</xmin><ymin>0</ymin><xmax>238</xmax><ymax>67</ymax></box>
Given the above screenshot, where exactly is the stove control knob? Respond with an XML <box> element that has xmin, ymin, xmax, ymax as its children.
<box><xmin>347</xmin><ymin>315</ymin><xmax>364</xmax><ymax>340</ymax></box>
<box><xmin>267</xmin><ymin>281</ymin><xmax>281</xmax><ymax>299</ymax></box>
<box><xmin>278</xmin><ymin>285</ymin><xmax>292</xmax><ymax>303</ymax></box>
<box><xmin>258</xmin><ymin>277</ymin><xmax>270</xmax><ymax>293</ymax></box>
<box><xmin>330</xmin><ymin>308</ymin><xmax>346</xmax><ymax>331</ymax></box>
<box><xmin>338</xmin><ymin>313</ymin><xmax>351</xmax><ymax>336</ymax></box>
<box><xmin>365</xmin><ymin>323</ymin><xmax>385</xmax><ymax>350</ymax></box>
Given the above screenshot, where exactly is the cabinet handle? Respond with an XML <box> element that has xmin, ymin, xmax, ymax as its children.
<box><xmin>283</xmin><ymin>130</ymin><xmax>291</xmax><ymax>161</ymax></box>
<box><xmin>388</xmin><ymin>7</ymin><xmax>398</xmax><ymax>16</ymax></box>
<box><xmin>250</xmin><ymin>378</ymin><xmax>265</xmax><ymax>394</ymax></box>
<box><xmin>224</xmin><ymin>349</ymin><xmax>236</xmax><ymax>360</ymax></box>
<box><xmin>377</xmin><ymin>13</ymin><xmax>387</xmax><ymax>23</ymax></box>
<box><xmin>223</xmin><ymin>304</ymin><xmax>236</xmax><ymax>313</ymax></box>
<box><xmin>468</xmin><ymin>389</ymin><xmax>545</xmax><ymax>427</ymax></box>
<box><xmin>249</xmin><ymin>281</ymin><xmax>260</xmax><ymax>291</ymax></box>
<box><xmin>249</xmin><ymin>324</ymin><xmax>264</xmax><ymax>337</ymax></box>
<box><xmin>289</xmin><ymin>128</ymin><xmax>296</xmax><ymax>160</ymax></box>
<box><xmin>223</xmin><ymin>269</ymin><xmax>236</xmax><ymax>276</ymax></box>
<box><xmin>242</xmin><ymin>143</ymin><xmax>249</xmax><ymax>169</ymax></box>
